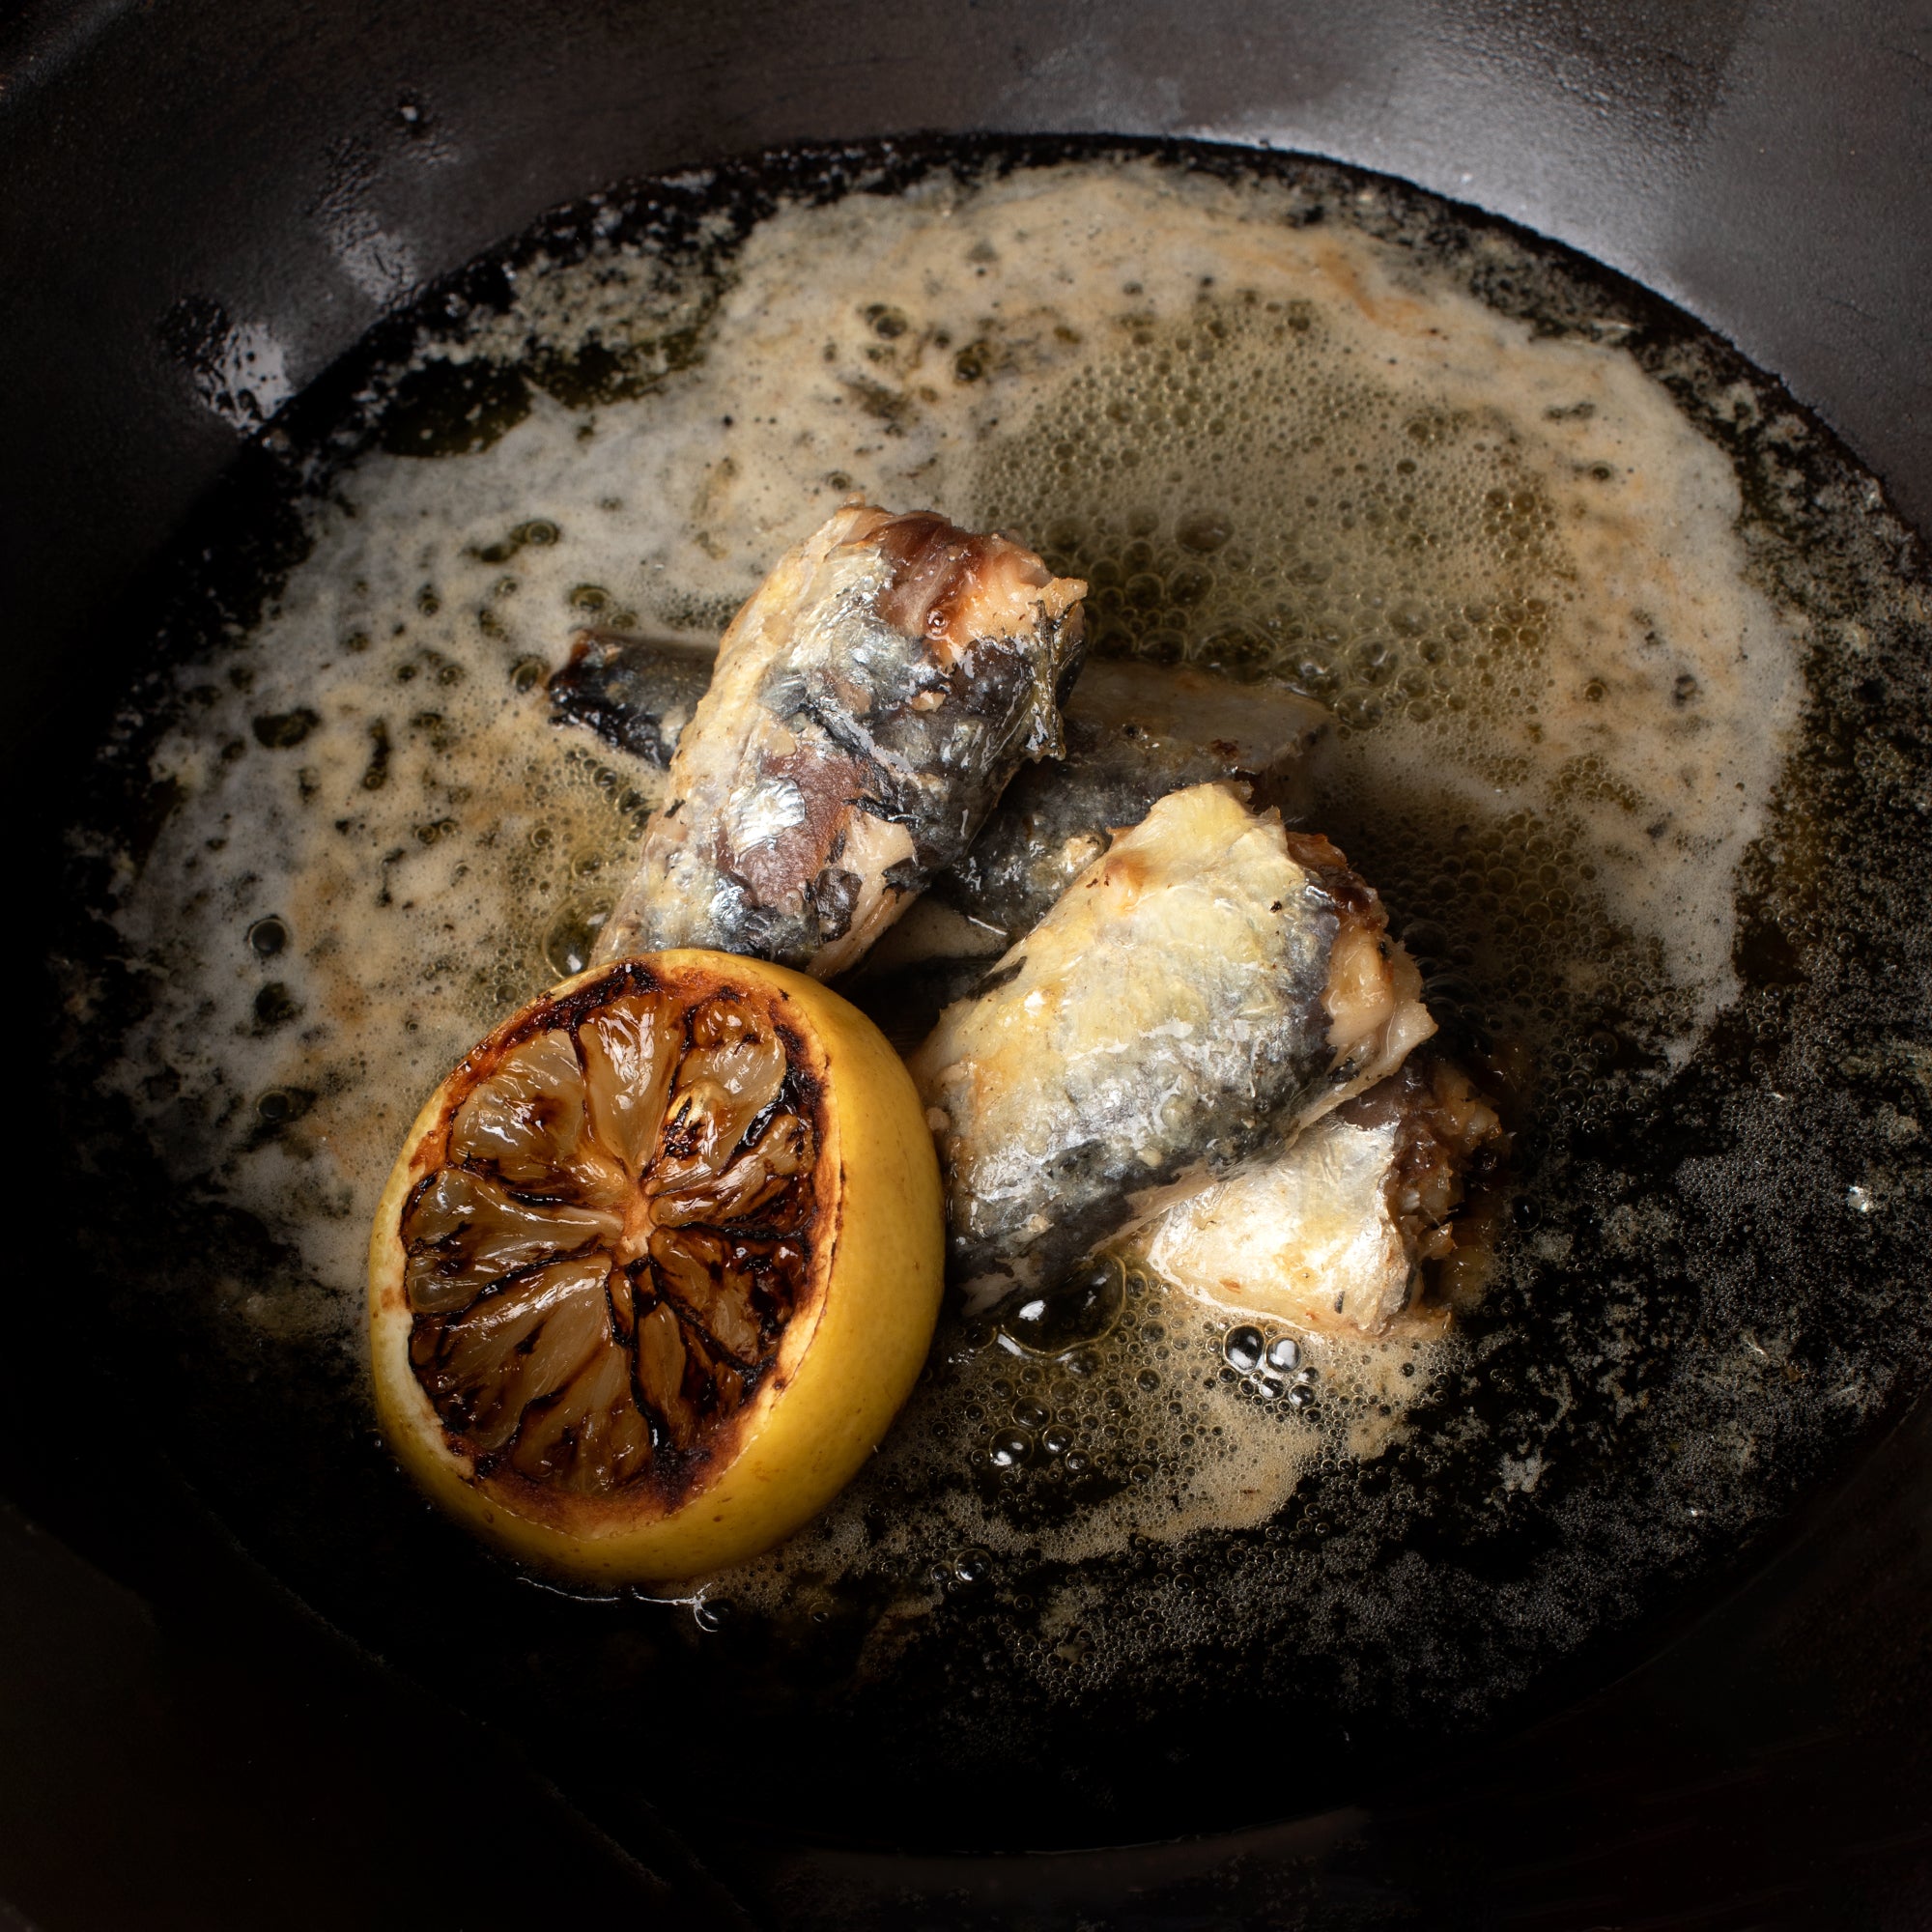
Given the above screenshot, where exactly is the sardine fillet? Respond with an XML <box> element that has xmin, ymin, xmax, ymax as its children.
<box><xmin>910</xmin><ymin>781</ymin><xmax>1435</xmax><ymax>1311</ymax></box>
<box><xmin>596</xmin><ymin>504</ymin><xmax>1086</xmax><ymax>979</ymax></box>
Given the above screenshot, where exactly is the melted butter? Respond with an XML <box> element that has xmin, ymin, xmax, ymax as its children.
<box><xmin>101</xmin><ymin>157</ymin><xmax>1802</xmax><ymax>1608</ymax></box>
<box><xmin>716</xmin><ymin>1286</ymin><xmax>1448</xmax><ymax>1636</ymax></box>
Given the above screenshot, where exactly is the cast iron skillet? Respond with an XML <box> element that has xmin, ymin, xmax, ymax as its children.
<box><xmin>4</xmin><ymin>4</ymin><xmax>1931</xmax><ymax>1926</ymax></box>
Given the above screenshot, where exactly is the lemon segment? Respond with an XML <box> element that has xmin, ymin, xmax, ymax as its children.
<box><xmin>368</xmin><ymin>950</ymin><xmax>944</xmax><ymax>1584</ymax></box>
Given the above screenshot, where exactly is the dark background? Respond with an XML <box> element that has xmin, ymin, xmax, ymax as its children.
<box><xmin>3</xmin><ymin>2</ymin><xmax>1929</xmax><ymax>1924</ymax></box>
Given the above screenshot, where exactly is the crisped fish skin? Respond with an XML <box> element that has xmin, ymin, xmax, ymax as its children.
<box><xmin>935</xmin><ymin>659</ymin><xmax>1329</xmax><ymax>942</ymax></box>
<box><xmin>909</xmin><ymin>781</ymin><xmax>1434</xmax><ymax>1311</ymax></box>
<box><xmin>595</xmin><ymin>505</ymin><xmax>1086</xmax><ymax>979</ymax></box>
<box><xmin>1137</xmin><ymin>1054</ymin><xmax>1506</xmax><ymax>1335</ymax></box>
<box><xmin>548</xmin><ymin>629</ymin><xmax>716</xmax><ymax>767</ymax></box>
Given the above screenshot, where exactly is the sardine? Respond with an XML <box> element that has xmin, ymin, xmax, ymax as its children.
<box><xmin>908</xmin><ymin>781</ymin><xmax>1435</xmax><ymax>1313</ymax></box>
<box><xmin>1136</xmin><ymin>1053</ymin><xmax>1507</xmax><ymax>1336</ymax></box>
<box><xmin>594</xmin><ymin>504</ymin><xmax>1087</xmax><ymax>979</ymax></box>
<box><xmin>845</xmin><ymin>660</ymin><xmax>1329</xmax><ymax>1048</ymax></box>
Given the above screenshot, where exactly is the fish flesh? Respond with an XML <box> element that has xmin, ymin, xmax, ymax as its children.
<box><xmin>1136</xmin><ymin>1053</ymin><xmax>1506</xmax><ymax>1335</ymax></box>
<box><xmin>931</xmin><ymin>657</ymin><xmax>1328</xmax><ymax>943</ymax></box>
<box><xmin>908</xmin><ymin>781</ymin><xmax>1435</xmax><ymax>1313</ymax></box>
<box><xmin>594</xmin><ymin>504</ymin><xmax>1087</xmax><ymax>978</ymax></box>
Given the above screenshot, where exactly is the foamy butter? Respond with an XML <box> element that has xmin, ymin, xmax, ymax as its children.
<box><xmin>708</xmin><ymin>1292</ymin><xmax>1446</xmax><ymax>1634</ymax></box>
<box><xmin>101</xmin><ymin>159</ymin><xmax>1799</xmax><ymax>1597</ymax></box>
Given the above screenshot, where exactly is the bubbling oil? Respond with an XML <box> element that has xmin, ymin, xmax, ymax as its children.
<box><xmin>705</xmin><ymin>1262</ymin><xmax>1446</xmax><ymax>1638</ymax></box>
<box><xmin>58</xmin><ymin>145</ymin><xmax>1932</xmax><ymax>1833</ymax></box>
<box><xmin>973</xmin><ymin>275</ymin><xmax>1788</xmax><ymax>1076</ymax></box>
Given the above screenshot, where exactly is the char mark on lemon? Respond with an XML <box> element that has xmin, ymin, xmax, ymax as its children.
<box><xmin>394</xmin><ymin>960</ymin><xmax>824</xmax><ymax>1504</ymax></box>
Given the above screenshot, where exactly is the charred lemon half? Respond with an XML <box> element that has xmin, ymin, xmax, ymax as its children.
<box><xmin>368</xmin><ymin>950</ymin><xmax>943</xmax><ymax>1584</ymax></box>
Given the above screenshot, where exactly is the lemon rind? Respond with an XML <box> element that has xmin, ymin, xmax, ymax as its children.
<box><xmin>368</xmin><ymin>950</ymin><xmax>943</xmax><ymax>1585</ymax></box>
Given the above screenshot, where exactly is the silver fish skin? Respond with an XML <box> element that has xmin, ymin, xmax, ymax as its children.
<box><xmin>908</xmin><ymin>781</ymin><xmax>1435</xmax><ymax>1314</ymax></box>
<box><xmin>842</xmin><ymin>662</ymin><xmax>1330</xmax><ymax>1054</ymax></box>
<box><xmin>933</xmin><ymin>657</ymin><xmax>1329</xmax><ymax>943</ymax></box>
<box><xmin>595</xmin><ymin>504</ymin><xmax>1086</xmax><ymax>979</ymax></box>
<box><xmin>1136</xmin><ymin>1054</ymin><xmax>1505</xmax><ymax>1336</ymax></box>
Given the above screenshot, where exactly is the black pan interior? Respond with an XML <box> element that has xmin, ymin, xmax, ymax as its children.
<box><xmin>6</xmin><ymin>5</ymin><xmax>1932</xmax><ymax>1921</ymax></box>
<box><xmin>33</xmin><ymin>135</ymin><xmax>1932</xmax><ymax>1861</ymax></box>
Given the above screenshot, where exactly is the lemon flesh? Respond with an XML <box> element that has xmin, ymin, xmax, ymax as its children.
<box><xmin>368</xmin><ymin>950</ymin><xmax>943</xmax><ymax>1585</ymax></box>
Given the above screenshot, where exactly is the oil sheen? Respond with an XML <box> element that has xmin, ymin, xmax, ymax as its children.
<box><xmin>65</xmin><ymin>150</ymin><xmax>1932</xmax><ymax>1812</ymax></box>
